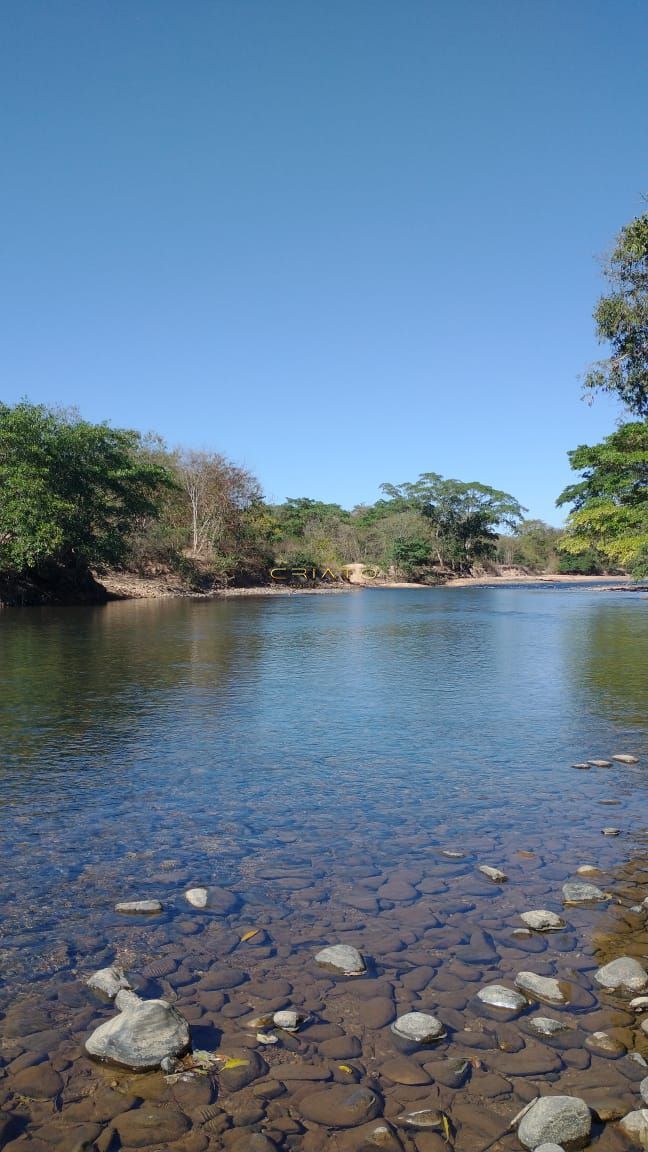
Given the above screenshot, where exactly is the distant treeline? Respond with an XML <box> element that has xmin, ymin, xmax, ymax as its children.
<box><xmin>0</xmin><ymin>400</ymin><xmax>617</xmax><ymax>604</ymax></box>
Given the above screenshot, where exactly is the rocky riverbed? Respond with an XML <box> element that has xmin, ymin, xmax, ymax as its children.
<box><xmin>1</xmin><ymin>752</ymin><xmax>648</xmax><ymax>1152</ymax></box>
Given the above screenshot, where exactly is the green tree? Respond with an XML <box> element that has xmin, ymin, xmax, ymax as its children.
<box><xmin>381</xmin><ymin>474</ymin><xmax>526</xmax><ymax>573</ymax></box>
<box><xmin>0</xmin><ymin>401</ymin><xmax>173</xmax><ymax>575</ymax></box>
<box><xmin>583</xmin><ymin>209</ymin><xmax>648</xmax><ymax>417</ymax></box>
<box><xmin>556</xmin><ymin>422</ymin><xmax>648</xmax><ymax>578</ymax></box>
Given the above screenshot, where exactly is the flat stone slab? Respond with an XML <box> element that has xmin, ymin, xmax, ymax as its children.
<box><xmin>517</xmin><ymin>1096</ymin><xmax>591</xmax><ymax>1150</ymax></box>
<box><xmin>391</xmin><ymin>1012</ymin><xmax>446</xmax><ymax>1043</ymax></box>
<box><xmin>114</xmin><ymin>899</ymin><xmax>162</xmax><ymax>915</ymax></box>
<box><xmin>315</xmin><ymin>944</ymin><xmax>365</xmax><ymax>975</ymax></box>
<box><xmin>562</xmin><ymin>882</ymin><xmax>607</xmax><ymax>904</ymax></box>
<box><xmin>595</xmin><ymin>956</ymin><xmax>648</xmax><ymax>993</ymax></box>
<box><xmin>515</xmin><ymin>972</ymin><xmax>567</xmax><ymax>1004</ymax></box>
<box><xmin>612</xmin><ymin>754</ymin><xmax>639</xmax><ymax>764</ymax></box>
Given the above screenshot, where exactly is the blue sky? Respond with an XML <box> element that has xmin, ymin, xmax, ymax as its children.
<box><xmin>2</xmin><ymin>1</ymin><xmax>646</xmax><ymax>524</ymax></box>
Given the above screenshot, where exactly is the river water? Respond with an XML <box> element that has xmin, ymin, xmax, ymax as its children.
<box><xmin>0</xmin><ymin>586</ymin><xmax>647</xmax><ymax>1151</ymax></box>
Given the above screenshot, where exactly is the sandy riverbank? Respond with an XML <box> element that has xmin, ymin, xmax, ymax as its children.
<box><xmin>99</xmin><ymin>570</ymin><xmax>639</xmax><ymax>601</ymax></box>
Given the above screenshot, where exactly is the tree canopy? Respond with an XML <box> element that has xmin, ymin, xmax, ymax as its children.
<box><xmin>583</xmin><ymin>209</ymin><xmax>648</xmax><ymax>417</ymax></box>
<box><xmin>557</xmin><ymin>422</ymin><xmax>648</xmax><ymax>578</ymax></box>
<box><xmin>0</xmin><ymin>402</ymin><xmax>173</xmax><ymax>573</ymax></box>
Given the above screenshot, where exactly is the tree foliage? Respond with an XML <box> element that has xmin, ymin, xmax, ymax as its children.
<box><xmin>0</xmin><ymin>402</ymin><xmax>173</xmax><ymax>572</ymax></box>
<box><xmin>584</xmin><ymin>209</ymin><xmax>648</xmax><ymax>417</ymax></box>
<box><xmin>557</xmin><ymin>422</ymin><xmax>648</xmax><ymax>578</ymax></box>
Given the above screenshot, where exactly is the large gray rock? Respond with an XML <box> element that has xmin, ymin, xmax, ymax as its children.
<box><xmin>515</xmin><ymin>972</ymin><xmax>567</xmax><ymax>1004</ymax></box>
<box><xmin>86</xmin><ymin>965</ymin><xmax>131</xmax><ymax>999</ymax></box>
<box><xmin>619</xmin><ymin>1110</ymin><xmax>648</xmax><ymax>1148</ymax></box>
<box><xmin>476</xmin><ymin>984</ymin><xmax>527</xmax><ymax>1012</ymax></box>
<box><xmin>520</xmin><ymin>910</ymin><xmax>566</xmax><ymax>932</ymax></box>
<box><xmin>85</xmin><ymin>996</ymin><xmax>191</xmax><ymax>1070</ymax></box>
<box><xmin>562</xmin><ymin>882</ymin><xmax>607</xmax><ymax>904</ymax></box>
<box><xmin>594</xmin><ymin>957</ymin><xmax>648</xmax><ymax>994</ymax></box>
<box><xmin>315</xmin><ymin>944</ymin><xmax>365</xmax><ymax>975</ymax></box>
<box><xmin>517</xmin><ymin>1096</ymin><xmax>591</xmax><ymax>1150</ymax></box>
<box><xmin>641</xmin><ymin>1078</ymin><xmax>648</xmax><ymax>1106</ymax></box>
<box><xmin>391</xmin><ymin>1012</ymin><xmax>446</xmax><ymax>1043</ymax></box>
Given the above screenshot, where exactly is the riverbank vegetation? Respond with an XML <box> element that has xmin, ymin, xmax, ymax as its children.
<box><xmin>0</xmin><ymin>401</ymin><xmax>610</xmax><ymax>605</ymax></box>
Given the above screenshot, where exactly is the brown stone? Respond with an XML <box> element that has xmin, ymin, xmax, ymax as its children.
<box><xmin>10</xmin><ymin>1064</ymin><xmax>63</xmax><ymax>1099</ymax></box>
<box><xmin>114</xmin><ymin>1104</ymin><xmax>190</xmax><ymax>1147</ymax></box>
<box><xmin>358</xmin><ymin>999</ymin><xmax>396</xmax><ymax>1030</ymax></box>
<box><xmin>299</xmin><ymin>1083</ymin><xmax>382</xmax><ymax>1127</ymax></box>
<box><xmin>380</xmin><ymin>1058</ymin><xmax>431</xmax><ymax>1086</ymax></box>
<box><xmin>319</xmin><ymin>1035</ymin><xmax>363</xmax><ymax>1059</ymax></box>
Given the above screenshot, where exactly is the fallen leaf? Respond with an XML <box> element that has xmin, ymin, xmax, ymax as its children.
<box><xmin>240</xmin><ymin>929</ymin><xmax>260</xmax><ymax>942</ymax></box>
<box><xmin>221</xmin><ymin>1057</ymin><xmax>249</xmax><ymax>1070</ymax></box>
<box><xmin>338</xmin><ymin>1064</ymin><xmax>353</xmax><ymax>1073</ymax></box>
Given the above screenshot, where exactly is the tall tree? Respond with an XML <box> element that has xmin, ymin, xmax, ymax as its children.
<box><xmin>557</xmin><ymin>422</ymin><xmax>648</xmax><ymax>578</ymax></box>
<box><xmin>583</xmin><ymin>209</ymin><xmax>648</xmax><ymax>417</ymax></box>
<box><xmin>381</xmin><ymin>474</ymin><xmax>526</xmax><ymax>573</ymax></box>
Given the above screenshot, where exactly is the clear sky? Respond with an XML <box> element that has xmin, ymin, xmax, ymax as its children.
<box><xmin>2</xmin><ymin>1</ymin><xmax>647</xmax><ymax>524</ymax></box>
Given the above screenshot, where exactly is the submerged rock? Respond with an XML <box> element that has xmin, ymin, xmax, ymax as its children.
<box><xmin>515</xmin><ymin>972</ymin><xmax>567</xmax><ymax>1004</ymax></box>
<box><xmin>595</xmin><ymin>957</ymin><xmax>648</xmax><ymax>993</ymax></box>
<box><xmin>520</xmin><ymin>910</ymin><xmax>566</xmax><ymax>932</ymax></box>
<box><xmin>86</xmin><ymin>965</ymin><xmax>131</xmax><ymax>999</ymax></box>
<box><xmin>562</xmin><ymin>881</ymin><xmax>607</xmax><ymax>904</ymax></box>
<box><xmin>476</xmin><ymin>984</ymin><xmax>527</xmax><ymax>1012</ymax></box>
<box><xmin>391</xmin><ymin>1011</ymin><xmax>446</xmax><ymax>1043</ymax></box>
<box><xmin>114</xmin><ymin>899</ymin><xmax>162</xmax><ymax>915</ymax></box>
<box><xmin>298</xmin><ymin>1084</ymin><xmax>381</xmax><ymax>1128</ymax></box>
<box><xmin>479</xmin><ymin>865</ymin><xmax>508</xmax><ymax>883</ymax></box>
<box><xmin>185</xmin><ymin>887</ymin><xmax>209</xmax><ymax>908</ymax></box>
<box><xmin>85</xmin><ymin>996</ymin><xmax>191</xmax><ymax>1070</ymax></box>
<box><xmin>584</xmin><ymin>1031</ymin><xmax>626</xmax><ymax>1057</ymax></box>
<box><xmin>517</xmin><ymin>1096</ymin><xmax>591</xmax><ymax>1150</ymax></box>
<box><xmin>315</xmin><ymin>944</ymin><xmax>365</xmax><ymax>975</ymax></box>
<box><xmin>529</xmin><ymin>1017</ymin><xmax>571</xmax><ymax>1037</ymax></box>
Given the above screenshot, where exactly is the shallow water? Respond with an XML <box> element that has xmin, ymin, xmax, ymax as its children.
<box><xmin>1</xmin><ymin>586</ymin><xmax>647</xmax><ymax>1151</ymax></box>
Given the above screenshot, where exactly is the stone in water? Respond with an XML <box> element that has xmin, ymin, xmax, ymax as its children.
<box><xmin>85</xmin><ymin>997</ymin><xmax>191</xmax><ymax>1070</ymax></box>
<box><xmin>516</xmin><ymin>1096</ymin><xmax>591</xmax><ymax>1151</ymax></box>
<box><xmin>87</xmin><ymin>965</ymin><xmax>131</xmax><ymax>999</ymax></box>
<box><xmin>185</xmin><ymin>887</ymin><xmax>209</xmax><ymax>908</ymax></box>
<box><xmin>478</xmin><ymin>865</ymin><xmax>508</xmax><ymax>883</ymax></box>
<box><xmin>594</xmin><ymin>956</ymin><xmax>648</xmax><ymax>993</ymax></box>
<box><xmin>562</xmin><ymin>882</ymin><xmax>607</xmax><ymax>904</ymax></box>
<box><xmin>515</xmin><ymin>972</ymin><xmax>567</xmax><ymax>1004</ymax></box>
<box><xmin>520</xmin><ymin>910</ymin><xmax>566</xmax><ymax>932</ymax></box>
<box><xmin>391</xmin><ymin>1012</ymin><xmax>446</xmax><ymax>1043</ymax></box>
<box><xmin>476</xmin><ymin>984</ymin><xmax>527</xmax><ymax>1012</ymax></box>
<box><xmin>115</xmin><ymin>899</ymin><xmax>162</xmax><ymax>914</ymax></box>
<box><xmin>314</xmin><ymin>944</ymin><xmax>365</xmax><ymax>975</ymax></box>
